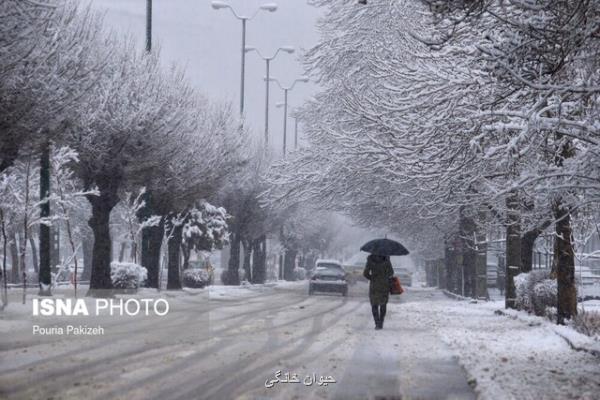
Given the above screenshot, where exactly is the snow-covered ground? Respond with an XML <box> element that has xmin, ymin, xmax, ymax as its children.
<box><xmin>422</xmin><ymin>294</ymin><xmax>600</xmax><ymax>400</ymax></box>
<box><xmin>0</xmin><ymin>282</ymin><xmax>598</xmax><ymax>400</ymax></box>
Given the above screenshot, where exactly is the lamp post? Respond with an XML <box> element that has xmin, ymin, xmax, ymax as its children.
<box><xmin>211</xmin><ymin>1</ymin><xmax>278</xmax><ymax>119</ymax></box>
<box><xmin>269</xmin><ymin>76</ymin><xmax>309</xmax><ymax>157</ymax></box>
<box><xmin>146</xmin><ymin>0</ymin><xmax>152</xmax><ymax>52</ymax></box>
<box><xmin>294</xmin><ymin>115</ymin><xmax>298</xmax><ymax>149</ymax></box>
<box><xmin>276</xmin><ymin>104</ymin><xmax>299</xmax><ymax>150</ymax></box>
<box><xmin>245</xmin><ymin>46</ymin><xmax>294</xmax><ymax>145</ymax></box>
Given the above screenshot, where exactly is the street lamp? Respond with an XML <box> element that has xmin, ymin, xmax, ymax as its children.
<box><xmin>245</xmin><ymin>46</ymin><xmax>294</xmax><ymax>145</ymax></box>
<box><xmin>211</xmin><ymin>1</ymin><xmax>278</xmax><ymax>119</ymax></box>
<box><xmin>276</xmin><ymin>103</ymin><xmax>300</xmax><ymax>150</ymax></box>
<box><xmin>269</xmin><ymin>76</ymin><xmax>309</xmax><ymax>157</ymax></box>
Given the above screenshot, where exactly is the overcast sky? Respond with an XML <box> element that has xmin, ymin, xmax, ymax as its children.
<box><xmin>89</xmin><ymin>0</ymin><xmax>321</xmax><ymax>153</ymax></box>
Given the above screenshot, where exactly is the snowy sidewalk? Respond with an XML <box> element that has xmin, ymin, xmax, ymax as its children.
<box><xmin>405</xmin><ymin>291</ymin><xmax>600</xmax><ymax>400</ymax></box>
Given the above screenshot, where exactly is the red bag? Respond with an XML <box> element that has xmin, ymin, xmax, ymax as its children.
<box><xmin>390</xmin><ymin>276</ymin><xmax>404</xmax><ymax>295</ymax></box>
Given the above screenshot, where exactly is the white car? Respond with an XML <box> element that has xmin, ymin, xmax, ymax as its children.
<box><xmin>309</xmin><ymin>259</ymin><xmax>348</xmax><ymax>296</ymax></box>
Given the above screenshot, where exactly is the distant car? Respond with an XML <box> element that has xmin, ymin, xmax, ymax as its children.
<box><xmin>309</xmin><ymin>260</ymin><xmax>348</xmax><ymax>296</ymax></box>
<box><xmin>393</xmin><ymin>267</ymin><xmax>412</xmax><ymax>287</ymax></box>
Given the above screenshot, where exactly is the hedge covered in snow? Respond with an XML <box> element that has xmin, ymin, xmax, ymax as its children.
<box><xmin>514</xmin><ymin>270</ymin><xmax>557</xmax><ymax>316</ymax></box>
<box><xmin>182</xmin><ymin>269</ymin><xmax>211</xmax><ymax>288</ymax></box>
<box><xmin>110</xmin><ymin>262</ymin><xmax>148</xmax><ymax>290</ymax></box>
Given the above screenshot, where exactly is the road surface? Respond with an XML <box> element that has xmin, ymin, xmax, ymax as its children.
<box><xmin>0</xmin><ymin>282</ymin><xmax>476</xmax><ymax>400</ymax></box>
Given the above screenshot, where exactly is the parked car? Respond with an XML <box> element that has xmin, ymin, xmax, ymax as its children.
<box><xmin>309</xmin><ymin>260</ymin><xmax>348</xmax><ymax>296</ymax></box>
<box><xmin>393</xmin><ymin>267</ymin><xmax>412</xmax><ymax>287</ymax></box>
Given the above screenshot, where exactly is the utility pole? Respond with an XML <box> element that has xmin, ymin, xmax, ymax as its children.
<box><xmin>146</xmin><ymin>0</ymin><xmax>152</xmax><ymax>52</ymax></box>
<box><xmin>283</xmin><ymin>89</ymin><xmax>288</xmax><ymax>157</ymax></box>
<box><xmin>271</xmin><ymin>76</ymin><xmax>309</xmax><ymax>157</ymax></box>
<box><xmin>240</xmin><ymin>18</ymin><xmax>246</xmax><ymax>116</ymax></box>
<box><xmin>211</xmin><ymin>1</ymin><xmax>278</xmax><ymax>121</ymax></box>
<box><xmin>246</xmin><ymin>46</ymin><xmax>294</xmax><ymax>145</ymax></box>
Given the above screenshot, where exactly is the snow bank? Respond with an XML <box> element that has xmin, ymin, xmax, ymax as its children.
<box><xmin>398</xmin><ymin>298</ymin><xmax>600</xmax><ymax>400</ymax></box>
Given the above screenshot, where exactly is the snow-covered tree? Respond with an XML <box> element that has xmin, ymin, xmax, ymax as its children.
<box><xmin>419</xmin><ymin>0</ymin><xmax>600</xmax><ymax>321</ymax></box>
<box><xmin>136</xmin><ymin>100</ymin><xmax>245</xmax><ymax>290</ymax></box>
<box><xmin>220</xmin><ymin>143</ymin><xmax>278</xmax><ymax>285</ymax></box>
<box><xmin>182</xmin><ymin>202</ymin><xmax>229</xmax><ymax>270</ymax></box>
<box><xmin>266</xmin><ymin>0</ymin><xmax>599</xmax><ymax>320</ymax></box>
<box><xmin>0</xmin><ymin>0</ymin><xmax>104</xmax><ymax>174</ymax></box>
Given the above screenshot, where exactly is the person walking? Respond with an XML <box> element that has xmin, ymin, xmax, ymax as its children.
<box><xmin>363</xmin><ymin>254</ymin><xmax>394</xmax><ymax>330</ymax></box>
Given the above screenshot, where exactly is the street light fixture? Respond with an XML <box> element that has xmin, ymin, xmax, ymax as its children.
<box><xmin>269</xmin><ymin>76</ymin><xmax>309</xmax><ymax>157</ymax></box>
<box><xmin>245</xmin><ymin>46</ymin><xmax>295</xmax><ymax>145</ymax></box>
<box><xmin>210</xmin><ymin>1</ymin><xmax>278</xmax><ymax>120</ymax></box>
<box><xmin>211</xmin><ymin>1</ymin><xmax>228</xmax><ymax>10</ymax></box>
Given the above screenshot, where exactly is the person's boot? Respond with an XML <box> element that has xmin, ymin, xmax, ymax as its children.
<box><xmin>379</xmin><ymin>305</ymin><xmax>386</xmax><ymax>329</ymax></box>
<box><xmin>371</xmin><ymin>305</ymin><xmax>380</xmax><ymax>329</ymax></box>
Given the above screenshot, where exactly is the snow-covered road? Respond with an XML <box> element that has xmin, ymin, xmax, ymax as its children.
<box><xmin>0</xmin><ymin>283</ymin><xmax>476</xmax><ymax>400</ymax></box>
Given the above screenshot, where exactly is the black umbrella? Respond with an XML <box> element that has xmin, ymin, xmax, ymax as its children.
<box><xmin>360</xmin><ymin>238</ymin><xmax>409</xmax><ymax>256</ymax></box>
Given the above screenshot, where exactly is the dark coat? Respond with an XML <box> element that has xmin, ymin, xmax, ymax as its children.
<box><xmin>363</xmin><ymin>255</ymin><xmax>394</xmax><ymax>305</ymax></box>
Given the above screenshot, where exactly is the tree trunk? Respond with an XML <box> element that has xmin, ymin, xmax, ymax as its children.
<box><xmin>505</xmin><ymin>192</ymin><xmax>522</xmax><ymax>309</ymax></box>
<box><xmin>475</xmin><ymin>235</ymin><xmax>488</xmax><ymax>299</ymax></box>
<box><xmin>167</xmin><ymin>222</ymin><xmax>183</xmax><ymax>290</ymax></box>
<box><xmin>17</xmin><ymin>230</ymin><xmax>27</xmax><ymax>285</ymax></box>
<box><xmin>137</xmin><ymin>190</ymin><xmax>164</xmax><ymax>289</ymax></box>
<box><xmin>118</xmin><ymin>241</ymin><xmax>127</xmax><ymax>262</ymax></box>
<box><xmin>81</xmin><ymin>229</ymin><xmax>93</xmax><ymax>281</ymax></box>
<box><xmin>251</xmin><ymin>236</ymin><xmax>266</xmax><ymax>284</ymax></box>
<box><xmin>279</xmin><ymin>254</ymin><xmax>284</xmax><ymax>280</ymax></box>
<box><xmin>445</xmin><ymin>237</ymin><xmax>462</xmax><ymax>294</ymax></box>
<box><xmin>38</xmin><ymin>142</ymin><xmax>51</xmax><ymax>295</ymax></box>
<box><xmin>226</xmin><ymin>231</ymin><xmax>241</xmax><ymax>285</ymax></box>
<box><xmin>520</xmin><ymin>231</ymin><xmax>536</xmax><ymax>274</ymax></box>
<box><xmin>251</xmin><ymin>239</ymin><xmax>260</xmax><ymax>284</ymax></box>
<box><xmin>437</xmin><ymin>258</ymin><xmax>446</xmax><ymax>289</ymax></box>
<box><xmin>242</xmin><ymin>239</ymin><xmax>252</xmax><ymax>282</ymax></box>
<box><xmin>283</xmin><ymin>249</ymin><xmax>296</xmax><ymax>281</ymax></box>
<box><xmin>181</xmin><ymin>243</ymin><xmax>191</xmax><ymax>270</ymax></box>
<box><xmin>141</xmin><ymin>221</ymin><xmax>164</xmax><ymax>289</ymax></box>
<box><xmin>444</xmin><ymin>240</ymin><xmax>452</xmax><ymax>292</ymax></box>
<box><xmin>9</xmin><ymin>232</ymin><xmax>19</xmax><ymax>283</ymax></box>
<box><xmin>29</xmin><ymin>236</ymin><xmax>39</xmax><ymax>273</ymax></box>
<box><xmin>1</xmin><ymin>209</ymin><xmax>8</xmax><ymax>306</ymax></box>
<box><xmin>553</xmin><ymin>200</ymin><xmax>577</xmax><ymax>324</ymax></box>
<box><xmin>129</xmin><ymin>239</ymin><xmax>138</xmax><ymax>263</ymax></box>
<box><xmin>520</xmin><ymin>220</ymin><xmax>551</xmax><ymax>273</ymax></box>
<box><xmin>459</xmin><ymin>209</ymin><xmax>477</xmax><ymax>298</ymax></box>
<box><xmin>87</xmin><ymin>194</ymin><xmax>116</xmax><ymax>296</ymax></box>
